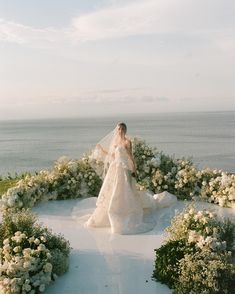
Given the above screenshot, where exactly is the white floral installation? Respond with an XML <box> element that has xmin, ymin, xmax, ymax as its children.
<box><xmin>0</xmin><ymin>138</ymin><xmax>234</xmax><ymax>213</ymax></box>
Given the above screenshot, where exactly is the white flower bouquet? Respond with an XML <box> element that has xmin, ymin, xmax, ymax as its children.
<box><xmin>153</xmin><ymin>204</ymin><xmax>235</xmax><ymax>293</ymax></box>
<box><xmin>0</xmin><ymin>210</ymin><xmax>70</xmax><ymax>294</ymax></box>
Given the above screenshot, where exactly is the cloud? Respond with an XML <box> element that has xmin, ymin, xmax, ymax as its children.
<box><xmin>79</xmin><ymin>95</ymin><xmax>169</xmax><ymax>104</ymax></box>
<box><xmin>0</xmin><ymin>88</ymin><xmax>169</xmax><ymax>106</ymax></box>
<box><xmin>63</xmin><ymin>88</ymin><xmax>170</xmax><ymax>104</ymax></box>
<box><xmin>0</xmin><ymin>18</ymin><xmax>66</xmax><ymax>46</ymax></box>
<box><xmin>0</xmin><ymin>0</ymin><xmax>234</xmax><ymax>46</ymax></box>
<box><xmin>70</xmin><ymin>0</ymin><xmax>159</xmax><ymax>41</ymax></box>
<box><xmin>68</xmin><ymin>0</ymin><xmax>235</xmax><ymax>42</ymax></box>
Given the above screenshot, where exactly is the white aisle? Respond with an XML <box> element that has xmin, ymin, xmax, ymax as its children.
<box><xmin>29</xmin><ymin>198</ymin><xmax>234</xmax><ymax>294</ymax></box>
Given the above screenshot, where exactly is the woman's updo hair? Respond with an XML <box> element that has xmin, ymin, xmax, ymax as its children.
<box><xmin>117</xmin><ymin>122</ymin><xmax>127</xmax><ymax>134</ymax></box>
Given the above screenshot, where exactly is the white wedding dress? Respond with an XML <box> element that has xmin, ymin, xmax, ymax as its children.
<box><xmin>84</xmin><ymin>144</ymin><xmax>177</xmax><ymax>234</ymax></box>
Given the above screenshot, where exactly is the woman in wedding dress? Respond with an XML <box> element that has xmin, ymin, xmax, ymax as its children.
<box><xmin>85</xmin><ymin>122</ymin><xmax>177</xmax><ymax>234</ymax></box>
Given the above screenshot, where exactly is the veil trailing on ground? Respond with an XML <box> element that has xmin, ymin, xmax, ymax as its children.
<box><xmin>89</xmin><ymin>125</ymin><xmax>121</xmax><ymax>179</ymax></box>
<box><xmin>76</xmin><ymin>123</ymin><xmax>179</xmax><ymax>235</ymax></box>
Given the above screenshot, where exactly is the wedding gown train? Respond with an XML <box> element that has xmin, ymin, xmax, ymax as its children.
<box><xmin>79</xmin><ymin>145</ymin><xmax>177</xmax><ymax>234</ymax></box>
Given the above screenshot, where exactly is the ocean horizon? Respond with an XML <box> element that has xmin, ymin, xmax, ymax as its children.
<box><xmin>0</xmin><ymin>110</ymin><xmax>234</xmax><ymax>176</ymax></box>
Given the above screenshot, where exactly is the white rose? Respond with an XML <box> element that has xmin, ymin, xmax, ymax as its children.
<box><xmin>184</xmin><ymin>213</ymin><xmax>189</xmax><ymax>220</ymax></box>
<box><xmin>44</xmin><ymin>262</ymin><xmax>53</xmax><ymax>273</ymax></box>
<box><xmin>38</xmin><ymin>244</ymin><xmax>46</xmax><ymax>251</ymax></box>
<box><xmin>24</xmin><ymin>284</ymin><xmax>31</xmax><ymax>292</ymax></box>
<box><xmin>39</xmin><ymin>284</ymin><xmax>46</xmax><ymax>292</ymax></box>
<box><xmin>13</xmin><ymin>246</ymin><xmax>21</xmax><ymax>253</ymax></box>
<box><xmin>205</xmin><ymin>227</ymin><xmax>210</xmax><ymax>234</ymax></box>
<box><xmin>34</xmin><ymin>238</ymin><xmax>40</xmax><ymax>245</ymax></box>
<box><xmin>7</xmin><ymin>197</ymin><xmax>15</xmax><ymax>207</ymax></box>
<box><xmin>28</xmin><ymin>237</ymin><xmax>35</xmax><ymax>243</ymax></box>
<box><xmin>40</xmin><ymin>236</ymin><xmax>47</xmax><ymax>242</ymax></box>
<box><xmin>3</xmin><ymin>239</ymin><xmax>9</xmax><ymax>245</ymax></box>
<box><xmin>221</xmin><ymin>241</ymin><xmax>227</xmax><ymax>250</ymax></box>
<box><xmin>15</xmin><ymin>256</ymin><xmax>21</xmax><ymax>262</ymax></box>
<box><xmin>23</xmin><ymin>261</ymin><xmax>31</xmax><ymax>269</ymax></box>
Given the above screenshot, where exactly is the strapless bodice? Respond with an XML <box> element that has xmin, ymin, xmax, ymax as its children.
<box><xmin>113</xmin><ymin>145</ymin><xmax>133</xmax><ymax>171</ymax></box>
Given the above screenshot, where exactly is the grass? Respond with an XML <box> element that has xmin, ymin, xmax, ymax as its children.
<box><xmin>0</xmin><ymin>179</ymin><xmax>19</xmax><ymax>197</ymax></box>
<box><xmin>0</xmin><ymin>171</ymin><xmax>34</xmax><ymax>198</ymax></box>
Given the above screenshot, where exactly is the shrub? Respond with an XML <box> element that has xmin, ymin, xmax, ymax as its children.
<box><xmin>0</xmin><ymin>210</ymin><xmax>70</xmax><ymax>293</ymax></box>
<box><xmin>152</xmin><ymin>239</ymin><xmax>196</xmax><ymax>288</ymax></box>
<box><xmin>153</xmin><ymin>205</ymin><xmax>235</xmax><ymax>293</ymax></box>
<box><xmin>0</xmin><ymin>157</ymin><xmax>102</xmax><ymax>212</ymax></box>
<box><xmin>174</xmin><ymin>250</ymin><xmax>235</xmax><ymax>294</ymax></box>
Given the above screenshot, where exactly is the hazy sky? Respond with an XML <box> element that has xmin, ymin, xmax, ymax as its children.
<box><xmin>0</xmin><ymin>0</ymin><xmax>235</xmax><ymax>120</ymax></box>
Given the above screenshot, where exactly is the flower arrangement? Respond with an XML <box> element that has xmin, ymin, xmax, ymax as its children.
<box><xmin>153</xmin><ymin>205</ymin><xmax>235</xmax><ymax>293</ymax></box>
<box><xmin>132</xmin><ymin>137</ymin><xmax>185</xmax><ymax>194</ymax></box>
<box><xmin>0</xmin><ymin>137</ymin><xmax>234</xmax><ymax>213</ymax></box>
<box><xmin>131</xmin><ymin>138</ymin><xmax>235</xmax><ymax>207</ymax></box>
<box><xmin>199</xmin><ymin>170</ymin><xmax>235</xmax><ymax>207</ymax></box>
<box><xmin>174</xmin><ymin>250</ymin><xmax>235</xmax><ymax>294</ymax></box>
<box><xmin>0</xmin><ymin>137</ymin><xmax>234</xmax><ymax>293</ymax></box>
<box><xmin>0</xmin><ymin>156</ymin><xmax>102</xmax><ymax>212</ymax></box>
<box><xmin>0</xmin><ymin>210</ymin><xmax>70</xmax><ymax>294</ymax></box>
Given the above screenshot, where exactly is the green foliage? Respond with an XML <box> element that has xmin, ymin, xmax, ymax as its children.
<box><xmin>0</xmin><ymin>179</ymin><xmax>19</xmax><ymax>197</ymax></box>
<box><xmin>173</xmin><ymin>250</ymin><xmax>235</xmax><ymax>294</ymax></box>
<box><xmin>50</xmin><ymin>248</ymin><xmax>70</xmax><ymax>276</ymax></box>
<box><xmin>40</xmin><ymin>229</ymin><xmax>70</xmax><ymax>258</ymax></box>
<box><xmin>152</xmin><ymin>239</ymin><xmax>196</xmax><ymax>288</ymax></box>
<box><xmin>219</xmin><ymin>218</ymin><xmax>235</xmax><ymax>250</ymax></box>
<box><xmin>153</xmin><ymin>205</ymin><xmax>235</xmax><ymax>293</ymax></box>
<box><xmin>32</xmin><ymin>223</ymin><xmax>71</xmax><ymax>276</ymax></box>
<box><xmin>166</xmin><ymin>204</ymin><xmax>218</xmax><ymax>242</ymax></box>
<box><xmin>0</xmin><ymin>171</ymin><xmax>33</xmax><ymax>181</ymax></box>
<box><xmin>132</xmin><ymin>137</ymin><xmax>235</xmax><ymax>207</ymax></box>
<box><xmin>0</xmin><ymin>209</ymin><xmax>37</xmax><ymax>244</ymax></box>
<box><xmin>0</xmin><ymin>157</ymin><xmax>102</xmax><ymax>212</ymax></box>
<box><xmin>0</xmin><ymin>210</ymin><xmax>71</xmax><ymax>293</ymax></box>
<box><xmin>0</xmin><ymin>210</ymin><xmax>70</xmax><ymax>266</ymax></box>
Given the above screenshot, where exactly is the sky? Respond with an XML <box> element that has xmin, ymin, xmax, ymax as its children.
<box><xmin>0</xmin><ymin>0</ymin><xmax>235</xmax><ymax>120</ymax></box>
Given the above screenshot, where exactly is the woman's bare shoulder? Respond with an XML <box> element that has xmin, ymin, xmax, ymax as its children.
<box><xmin>125</xmin><ymin>138</ymin><xmax>132</xmax><ymax>147</ymax></box>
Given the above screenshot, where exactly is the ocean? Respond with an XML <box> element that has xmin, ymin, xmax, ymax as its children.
<box><xmin>0</xmin><ymin>111</ymin><xmax>234</xmax><ymax>176</ymax></box>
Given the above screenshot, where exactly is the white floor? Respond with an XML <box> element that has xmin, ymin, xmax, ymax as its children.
<box><xmin>0</xmin><ymin>198</ymin><xmax>234</xmax><ymax>294</ymax></box>
<box><xmin>29</xmin><ymin>198</ymin><xmax>234</xmax><ymax>294</ymax></box>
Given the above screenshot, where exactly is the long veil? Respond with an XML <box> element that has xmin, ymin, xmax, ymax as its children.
<box><xmin>89</xmin><ymin>125</ymin><xmax>120</xmax><ymax>179</ymax></box>
<box><xmin>74</xmin><ymin>123</ymin><xmax>178</xmax><ymax>234</ymax></box>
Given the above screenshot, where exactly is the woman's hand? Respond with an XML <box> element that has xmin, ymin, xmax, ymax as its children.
<box><xmin>96</xmin><ymin>144</ymin><xmax>108</xmax><ymax>155</ymax></box>
<box><xmin>131</xmin><ymin>167</ymin><xmax>138</xmax><ymax>178</ymax></box>
<box><xmin>132</xmin><ymin>163</ymin><xmax>137</xmax><ymax>177</ymax></box>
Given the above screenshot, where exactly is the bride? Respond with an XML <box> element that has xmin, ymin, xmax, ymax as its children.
<box><xmin>84</xmin><ymin>122</ymin><xmax>177</xmax><ymax>234</ymax></box>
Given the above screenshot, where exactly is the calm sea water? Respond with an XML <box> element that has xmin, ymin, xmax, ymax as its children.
<box><xmin>0</xmin><ymin>111</ymin><xmax>234</xmax><ymax>176</ymax></box>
